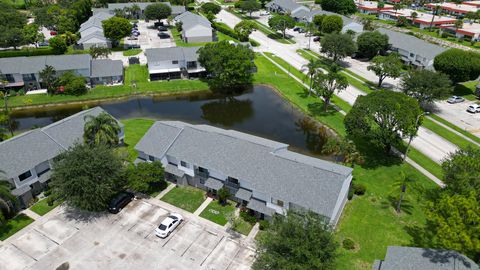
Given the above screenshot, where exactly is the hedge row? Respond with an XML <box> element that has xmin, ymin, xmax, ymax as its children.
<box><xmin>0</xmin><ymin>47</ymin><xmax>57</xmax><ymax>58</ymax></box>
<box><xmin>213</xmin><ymin>22</ymin><xmax>259</xmax><ymax>47</ymax></box>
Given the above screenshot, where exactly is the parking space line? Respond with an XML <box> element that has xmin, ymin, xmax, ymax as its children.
<box><xmin>10</xmin><ymin>243</ymin><xmax>38</xmax><ymax>262</ymax></box>
<box><xmin>224</xmin><ymin>244</ymin><xmax>243</xmax><ymax>270</ymax></box>
<box><xmin>180</xmin><ymin>228</ymin><xmax>204</xmax><ymax>257</ymax></box>
<box><xmin>200</xmin><ymin>236</ymin><xmax>225</xmax><ymax>266</ymax></box>
<box><xmin>33</xmin><ymin>228</ymin><xmax>60</xmax><ymax>246</ymax></box>
<box><xmin>161</xmin><ymin>220</ymin><xmax>188</xmax><ymax>247</ymax></box>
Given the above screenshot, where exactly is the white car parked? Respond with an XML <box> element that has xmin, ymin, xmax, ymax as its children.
<box><xmin>155</xmin><ymin>213</ymin><xmax>183</xmax><ymax>238</ymax></box>
<box><xmin>467</xmin><ymin>104</ymin><xmax>480</xmax><ymax>113</ymax></box>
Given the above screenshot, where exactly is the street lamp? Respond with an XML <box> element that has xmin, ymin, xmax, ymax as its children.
<box><xmin>403</xmin><ymin>111</ymin><xmax>429</xmax><ymax>162</ymax></box>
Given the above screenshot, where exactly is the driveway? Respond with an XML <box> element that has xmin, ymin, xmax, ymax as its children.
<box><xmin>0</xmin><ymin>199</ymin><xmax>255</xmax><ymax>270</ymax></box>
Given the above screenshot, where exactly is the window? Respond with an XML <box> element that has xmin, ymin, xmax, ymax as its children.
<box><xmin>18</xmin><ymin>170</ymin><xmax>32</xmax><ymax>181</ymax></box>
<box><xmin>198</xmin><ymin>167</ymin><xmax>208</xmax><ymax>173</ymax></box>
<box><xmin>227</xmin><ymin>177</ymin><xmax>239</xmax><ymax>185</ymax></box>
<box><xmin>409</xmin><ymin>53</ymin><xmax>415</xmax><ymax>57</ymax></box>
<box><xmin>37</xmin><ymin>167</ymin><xmax>50</xmax><ymax>177</ymax></box>
<box><xmin>172</xmin><ymin>60</ymin><xmax>178</xmax><ymax>64</ymax></box>
<box><xmin>5</xmin><ymin>74</ymin><xmax>14</xmax><ymax>83</ymax></box>
<box><xmin>148</xmin><ymin>155</ymin><xmax>155</xmax><ymax>162</ymax></box>
<box><xmin>272</xmin><ymin>198</ymin><xmax>284</xmax><ymax>207</ymax></box>
<box><xmin>180</xmin><ymin>161</ymin><xmax>187</xmax><ymax>167</ymax></box>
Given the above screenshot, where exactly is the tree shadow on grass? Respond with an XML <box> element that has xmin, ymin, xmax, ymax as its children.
<box><xmin>351</xmin><ymin>136</ymin><xmax>403</xmax><ymax>169</ymax></box>
<box><xmin>306</xmin><ymin>102</ymin><xmax>337</xmax><ymax>118</ymax></box>
<box><xmin>379</xmin><ymin>195</ymin><xmax>414</xmax><ymax>215</ymax></box>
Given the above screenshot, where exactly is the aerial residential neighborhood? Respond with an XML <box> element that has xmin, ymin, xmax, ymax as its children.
<box><xmin>0</xmin><ymin>0</ymin><xmax>479</xmax><ymax>269</ymax></box>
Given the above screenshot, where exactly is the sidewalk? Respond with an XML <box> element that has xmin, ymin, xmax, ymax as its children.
<box><xmin>193</xmin><ymin>197</ymin><xmax>213</xmax><ymax>216</ymax></box>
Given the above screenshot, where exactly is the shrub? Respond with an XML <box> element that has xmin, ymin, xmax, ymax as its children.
<box><xmin>434</xmin><ymin>49</ymin><xmax>480</xmax><ymax>83</ymax></box>
<box><xmin>259</xmin><ymin>219</ymin><xmax>270</xmax><ymax>230</ymax></box>
<box><xmin>240</xmin><ymin>210</ymin><xmax>257</xmax><ymax>224</ymax></box>
<box><xmin>17</xmin><ymin>89</ymin><xmax>25</xmax><ymax>96</ymax></box>
<box><xmin>46</xmin><ymin>196</ymin><xmax>55</xmax><ymax>206</ymax></box>
<box><xmin>343</xmin><ymin>238</ymin><xmax>356</xmax><ymax>250</ymax></box>
<box><xmin>353</xmin><ymin>183</ymin><xmax>366</xmax><ymax>196</ymax></box>
<box><xmin>214</xmin><ymin>22</ymin><xmax>240</xmax><ymax>40</ymax></box>
<box><xmin>348</xmin><ymin>188</ymin><xmax>354</xmax><ymax>200</ymax></box>
<box><xmin>0</xmin><ymin>47</ymin><xmax>56</xmax><ymax>58</ymax></box>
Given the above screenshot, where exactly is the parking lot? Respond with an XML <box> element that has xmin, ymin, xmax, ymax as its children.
<box><xmin>0</xmin><ymin>200</ymin><xmax>255</xmax><ymax>270</ymax></box>
<box><xmin>124</xmin><ymin>20</ymin><xmax>175</xmax><ymax>50</ymax></box>
<box><xmin>435</xmin><ymin>100</ymin><xmax>480</xmax><ymax>136</ymax></box>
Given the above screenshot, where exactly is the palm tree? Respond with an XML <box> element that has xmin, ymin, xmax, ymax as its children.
<box><xmin>83</xmin><ymin>112</ymin><xmax>121</xmax><ymax>147</ymax></box>
<box><xmin>429</xmin><ymin>5</ymin><xmax>441</xmax><ymax>31</ymax></box>
<box><xmin>0</xmin><ymin>170</ymin><xmax>17</xmax><ymax>225</ymax></box>
<box><xmin>322</xmin><ymin>137</ymin><xmax>363</xmax><ymax>166</ymax></box>
<box><xmin>454</xmin><ymin>19</ymin><xmax>463</xmax><ymax>30</ymax></box>
<box><xmin>393</xmin><ymin>3</ymin><xmax>403</xmax><ymax>17</ymax></box>
<box><xmin>393</xmin><ymin>172</ymin><xmax>418</xmax><ymax>213</ymax></box>
<box><xmin>301</xmin><ymin>59</ymin><xmax>321</xmax><ymax>96</ymax></box>
<box><xmin>39</xmin><ymin>65</ymin><xmax>56</xmax><ymax>93</ymax></box>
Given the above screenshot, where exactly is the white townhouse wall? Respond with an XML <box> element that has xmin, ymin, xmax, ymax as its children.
<box><xmin>134</xmin><ymin>121</ymin><xmax>353</xmax><ymax>226</ymax></box>
<box><xmin>0</xmin><ymin>107</ymin><xmax>123</xmax><ymax>209</ymax></box>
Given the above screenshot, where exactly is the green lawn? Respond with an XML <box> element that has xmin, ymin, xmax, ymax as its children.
<box><xmin>122</xmin><ymin>48</ymin><xmax>143</xmax><ymax>56</ymax></box>
<box><xmin>453</xmin><ymin>81</ymin><xmax>478</xmax><ymax>101</ymax></box>
<box><xmin>336</xmin><ymin>163</ymin><xmax>439</xmax><ymax>270</ymax></box>
<box><xmin>0</xmin><ymin>214</ymin><xmax>34</xmax><ymax>241</ymax></box>
<box><xmin>254</xmin><ymin>54</ymin><xmax>347</xmax><ymax>136</ymax></box>
<box><xmin>29</xmin><ymin>198</ymin><xmax>62</xmax><ymax>216</ymax></box>
<box><xmin>199</xmin><ymin>200</ymin><xmax>236</xmax><ymax>226</ymax></box>
<box><xmin>233</xmin><ymin>217</ymin><xmax>254</xmax><ymax>235</ymax></box>
<box><xmin>161</xmin><ymin>186</ymin><xmax>206</xmax><ymax>212</ymax></box>
<box><xmin>406</xmin><ymin>147</ymin><xmax>444</xmax><ymax>179</ymax></box>
<box><xmin>121</xmin><ymin>118</ymin><xmax>155</xmax><ymax>161</ymax></box>
<box><xmin>1</xmin><ymin>65</ymin><xmax>210</xmax><ymax>108</ymax></box>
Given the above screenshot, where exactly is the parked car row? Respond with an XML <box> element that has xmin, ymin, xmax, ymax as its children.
<box><xmin>157</xmin><ymin>23</ymin><xmax>170</xmax><ymax>39</ymax></box>
<box><xmin>108</xmin><ymin>191</ymin><xmax>183</xmax><ymax>239</ymax></box>
<box><xmin>446</xmin><ymin>95</ymin><xmax>480</xmax><ymax>114</ymax></box>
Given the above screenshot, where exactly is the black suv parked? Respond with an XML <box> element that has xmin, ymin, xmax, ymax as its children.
<box><xmin>108</xmin><ymin>192</ymin><xmax>134</xmax><ymax>214</ymax></box>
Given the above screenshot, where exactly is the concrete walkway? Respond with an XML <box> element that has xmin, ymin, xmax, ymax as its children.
<box><xmin>193</xmin><ymin>197</ymin><xmax>213</xmax><ymax>216</ymax></box>
<box><xmin>427</xmin><ymin>115</ymin><xmax>480</xmax><ymax>147</ymax></box>
<box><xmin>245</xmin><ymin>223</ymin><xmax>260</xmax><ymax>244</ymax></box>
<box><xmin>155</xmin><ymin>183</ymin><xmax>176</xmax><ymax>200</ymax></box>
<box><xmin>21</xmin><ymin>208</ymin><xmax>41</xmax><ymax>220</ymax></box>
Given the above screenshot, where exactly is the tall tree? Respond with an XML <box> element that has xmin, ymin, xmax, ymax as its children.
<box><xmin>0</xmin><ymin>28</ymin><xmax>25</xmax><ymax>50</ymax></box>
<box><xmin>50</xmin><ymin>144</ymin><xmax>125</xmax><ymax>212</ymax></box>
<box><xmin>89</xmin><ymin>46</ymin><xmax>111</xmax><ymax>59</ymax></box>
<box><xmin>23</xmin><ymin>23</ymin><xmax>41</xmax><ymax>47</ymax></box>
<box><xmin>83</xmin><ymin>112</ymin><xmax>121</xmax><ymax>147</ymax></box>
<box><xmin>356</xmin><ymin>31</ymin><xmax>389</xmax><ymax>59</ymax></box>
<box><xmin>442</xmin><ymin>147</ymin><xmax>480</xmax><ymax>198</ymax></box>
<box><xmin>320</xmin><ymin>32</ymin><xmax>356</xmax><ymax>62</ymax></box>
<box><xmin>434</xmin><ymin>49</ymin><xmax>480</xmax><ymax>83</ymax></box>
<box><xmin>401</xmin><ymin>70</ymin><xmax>452</xmax><ymax>106</ymax></box>
<box><xmin>239</xmin><ymin>0</ymin><xmax>261</xmax><ymax>17</ymax></box>
<box><xmin>429</xmin><ymin>5</ymin><xmax>441</xmax><ymax>31</ymax></box>
<box><xmin>234</xmin><ymin>20</ymin><xmax>256</xmax><ymax>42</ymax></box>
<box><xmin>268</xmin><ymin>14</ymin><xmax>295</xmax><ymax>38</ymax></box>
<box><xmin>393</xmin><ymin>172</ymin><xmax>418</xmax><ymax>213</ymax></box>
<box><xmin>321</xmin><ymin>137</ymin><xmax>363</xmax><ymax>166</ymax></box>
<box><xmin>301</xmin><ymin>59</ymin><xmax>322</xmax><ymax>96</ymax></box>
<box><xmin>39</xmin><ymin>65</ymin><xmax>57</xmax><ymax>93</ymax></box>
<box><xmin>313</xmin><ymin>14</ymin><xmax>327</xmax><ymax>31</ymax></box>
<box><xmin>321</xmin><ymin>15</ymin><xmax>343</xmax><ymax>34</ymax></box>
<box><xmin>201</xmin><ymin>2</ymin><xmax>221</xmax><ymax>15</ymax></box>
<box><xmin>344</xmin><ymin>90</ymin><xmax>423</xmax><ymax>153</ymax></box>
<box><xmin>367</xmin><ymin>54</ymin><xmax>402</xmax><ymax>87</ymax></box>
<box><xmin>125</xmin><ymin>161</ymin><xmax>166</xmax><ymax>194</ymax></box>
<box><xmin>425</xmin><ymin>191</ymin><xmax>480</xmax><ymax>262</ymax></box>
<box><xmin>362</xmin><ymin>17</ymin><xmax>375</xmax><ymax>31</ymax></box>
<box><xmin>0</xmin><ymin>170</ymin><xmax>17</xmax><ymax>225</ymax></box>
<box><xmin>313</xmin><ymin>67</ymin><xmax>348</xmax><ymax>111</ymax></box>
<box><xmin>253</xmin><ymin>210</ymin><xmax>338</xmax><ymax>270</ymax></box>
<box><xmin>320</xmin><ymin>0</ymin><xmax>357</xmax><ymax>15</ymax></box>
<box><xmin>102</xmin><ymin>16</ymin><xmax>132</xmax><ymax>46</ymax></box>
<box><xmin>144</xmin><ymin>3</ymin><xmax>172</xmax><ymax>22</ymax></box>
<box><xmin>49</xmin><ymin>36</ymin><xmax>68</xmax><ymax>54</ymax></box>
<box><xmin>198</xmin><ymin>41</ymin><xmax>255</xmax><ymax>91</ymax></box>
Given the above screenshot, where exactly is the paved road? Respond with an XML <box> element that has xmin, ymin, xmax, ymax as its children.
<box><xmin>216</xmin><ymin>10</ymin><xmax>459</xmax><ymax>163</ymax></box>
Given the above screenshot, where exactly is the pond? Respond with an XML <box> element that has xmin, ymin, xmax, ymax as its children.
<box><xmin>10</xmin><ymin>85</ymin><xmax>333</xmax><ymax>158</ymax></box>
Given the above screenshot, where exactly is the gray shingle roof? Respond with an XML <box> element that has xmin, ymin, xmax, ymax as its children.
<box><xmin>0</xmin><ymin>130</ymin><xmax>64</xmax><ymax>179</ymax></box>
<box><xmin>175</xmin><ymin>12</ymin><xmax>211</xmax><ymax>30</ymax></box>
<box><xmin>0</xmin><ymin>107</ymin><xmax>116</xmax><ymax>180</ymax></box>
<box><xmin>266</xmin><ymin>0</ymin><xmax>302</xmax><ymax>13</ymax></box>
<box><xmin>235</xmin><ymin>188</ymin><xmax>252</xmax><ymax>201</ymax></box>
<box><xmin>205</xmin><ymin>177</ymin><xmax>224</xmax><ymax>190</ymax></box>
<box><xmin>247</xmin><ymin>198</ymin><xmax>276</xmax><ymax>216</ymax></box>
<box><xmin>134</xmin><ymin>121</ymin><xmax>353</xmax><ymax>220</ymax></box>
<box><xmin>78</xmin><ymin>32</ymin><xmax>108</xmax><ymax>44</ymax></box>
<box><xmin>0</xmin><ymin>55</ymin><xmax>92</xmax><ymax>74</ymax></box>
<box><xmin>91</xmin><ymin>59</ymin><xmax>123</xmax><ymax>78</ymax></box>
<box><xmin>374</xmin><ymin>246</ymin><xmax>480</xmax><ymax>270</ymax></box>
<box><xmin>145</xmin><ymin>46</ymin><xmax>201</xmax><ymax>63</ymax></box>
<box><xmin>377</xmin><ymin>28</ymin><xmax>446</xmax><ymax>61</ymax></box>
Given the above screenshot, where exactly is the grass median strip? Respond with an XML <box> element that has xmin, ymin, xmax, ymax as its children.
<box><xmin>422</xmin><ymin>118</ymin><xmax>479</xmax><ymax>151</ymax></box>
<box><xmin>160</xmin><ymin>186</ymin><xmax>206</xmax><ymax>213</ymax></box>
<box><xmin>429</xmin><ymin>114</ymin><xmax>480</xmax><ymax>145</ymax></box>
